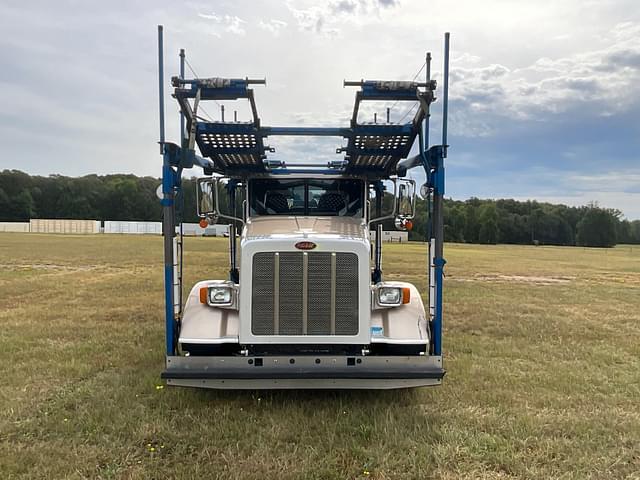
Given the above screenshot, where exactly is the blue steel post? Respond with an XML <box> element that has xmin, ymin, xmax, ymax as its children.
<box><xmin>159</xmin><ymin>25</ymin><xmax>176</xmax><ymax>356</ymax></box>
<box><xmin>423</xmin><ymin>51</ymin><xmax>433</xmax><ymax>348</ymax></box>
<box><xmin>431</xmin><ymin>32</ymin><xmax>450</xmax><ymax>356</ymax></box>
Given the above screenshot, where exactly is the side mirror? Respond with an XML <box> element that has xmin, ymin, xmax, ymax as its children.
<box><xmin>196</xmin><ymin>176</ymin><xmax>245</xmax><ymax>225</ymax></box>
<box><xmin>396</xmin><ymin>179</ymin><xmax>416</xmax><ymax>218</ymax></box>
<box><xmin>196</xmin><ymin>178</ymin><xmax>217</xmax><ymax>218</ymax></box>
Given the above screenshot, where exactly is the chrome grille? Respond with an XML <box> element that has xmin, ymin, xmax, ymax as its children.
<box><xmin>335</xmin><ymin>253</ymin><xmax>359</xmax><ymax>335</ymax></box>
<box><xmin>278</xmin><ymin>253</ymin><xmax>303</xmax><ymax>335</ymax></box>
<box><xmin>251</xmin><ymin>252</ymin><xmax>359</xmax><ymax>336</ymax></box>
<box><xmin>307</xmin><ymin>252</ymin><xmax>332</xmax><ymax>334</ymax></box>
<box><xmin>251</xmin><ymin>253</ymin><xmax>275</xmax><ymax>335</ymax></box>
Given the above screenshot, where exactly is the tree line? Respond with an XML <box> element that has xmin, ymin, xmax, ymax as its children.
<box><xmin>406</xmin><ymin>197</ymin><xmax>640</xmax><ymax>247</ymax></box>
<box><xmin>1</xmin><ymin>169</ymin><xmax>638</xmax><ymax>247</ymax></box>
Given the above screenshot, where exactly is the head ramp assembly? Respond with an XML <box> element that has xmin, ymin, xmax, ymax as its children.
<box><xmin>164</xmin><ymin>61</ymin><xmax>446</xmax><ymax>180</ymax></box>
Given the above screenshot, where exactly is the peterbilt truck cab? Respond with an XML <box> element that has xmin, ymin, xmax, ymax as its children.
<box><xmin>157</xmin><ymin>29</ymin><xmax>450</xmax><ymax>389</ymax></box>
<box><xmin>181</xmin><ymin>175</ymin><xmax>427</xmax><ymax>353</ymax></box>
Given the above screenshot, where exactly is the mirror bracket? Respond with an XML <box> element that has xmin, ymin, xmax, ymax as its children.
<box><xmin>368</xmin><ymin>179</ymin><xmax>397</xmax><ymax>225</ymax></box>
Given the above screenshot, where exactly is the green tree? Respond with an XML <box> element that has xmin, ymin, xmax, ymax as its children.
<box><xmin>478</xmin><ymin>203</ymin><xmax>499</xmax><ymax>244</ymax></box>
<box><xmin>11</xmin><ymin>190</ymin><xmax>36</xmax><ymax>220</ymax></box>
<box><xmin>0</xmin><ymin>187</ymin><xmax>10</xmax><ymax>221</ymax></box>
<box><xmin>444</xmin><ymin>204</ymin><xmax>466</xmax><ymax>242</ymax></box>
<box><xmin>463</xmin><ymin>199</ymin><xmax>480</xmax><ymax>243</ymax></box>
<box><xmin>630</xmin><ymin>220</ymin><xmax>640</xmax><ymax>244</ymax></box>
<box><xmin>576</xmin><ymin>205</ymin><xmax>617</xmax><ymax>247</ymax></box>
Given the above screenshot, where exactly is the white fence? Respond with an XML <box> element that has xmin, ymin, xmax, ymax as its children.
<box><xmin>0</xmin><ymin>220</ymin><xmax>232</xmax><ymax>237</ymax></box>
<box><xmin>0</xmin><ymin>222</ymin><xmax>30</xmax><ymax>233</ymax></box>
<box><xmin>102</xmin><ymin>221</ymin><xmax>229</xmax><ymax>236</ymax></box>
<box><xmin>103</xmin><ymin>221</ymin><xmax>163</xmax><ymax>235</ymax></box>
<box><xmin>30</xmin><ymin>219</ymin><xmax>100</xmax><ymax>234</ymax></box>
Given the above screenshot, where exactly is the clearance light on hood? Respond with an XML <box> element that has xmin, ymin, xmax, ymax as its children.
<box><xmin>295</xmin><ymin>241</ymin><xmax>317</xmax><ymax>250</ymax></box>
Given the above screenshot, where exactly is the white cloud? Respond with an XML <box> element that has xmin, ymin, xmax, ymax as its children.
<box><xmin>448</xmin><ymin>21</ymin><xmax>640</xmax><ymax>137</ymax></box>
<box><xmin>197</xmin><ymin>12</ymin><xmax>247</xmax><ymax>36</ymax></box>
<box><xmin>286</xmin><ymin>0</ymin><xmax>400</xmax><ymax>35</ymax></box>
<box><xmin>258</xmin><ymin>19</ymin><xmax>288</xmax><ymax>36</ymax></box>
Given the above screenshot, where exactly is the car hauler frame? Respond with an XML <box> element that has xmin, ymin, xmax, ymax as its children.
<box><xmin>157</xmin><ymin>25</ymin><xmax>450</xmax><ymax>389</ymax></box>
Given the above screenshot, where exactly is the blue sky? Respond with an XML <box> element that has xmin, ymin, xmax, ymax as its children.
<box><xmin>1</xmin><ymin>0</ymin><xmax>639</xmax><ymax>218</ymax></box>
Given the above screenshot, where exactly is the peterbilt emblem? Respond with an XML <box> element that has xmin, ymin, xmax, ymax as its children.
<box><xmin>295</xmin><ymin>241</ymin><xmax>317</xmax><ymax>250</ymax></box>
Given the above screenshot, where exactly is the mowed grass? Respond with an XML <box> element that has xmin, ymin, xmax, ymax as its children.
<box><xmin>0</xmin><ymin>233</ymin><xmax>639</xmax><ymax>479</ymax></box>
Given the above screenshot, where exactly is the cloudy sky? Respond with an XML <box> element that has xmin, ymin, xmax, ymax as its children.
<box><xmin>1</xmin><ymin>0</ymin><xmax>639</xmax><ymax>218</ymax></box>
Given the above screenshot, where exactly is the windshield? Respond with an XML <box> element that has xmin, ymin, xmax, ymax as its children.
<box><xmin>249</xmin><ymin>178</ymin><xmax>364</xmax><ymax>217</ymax></box>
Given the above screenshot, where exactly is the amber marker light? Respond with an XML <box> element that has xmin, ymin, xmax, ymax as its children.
<box><xmin>199</xmin><ymin>287</ymin><xmax>208</xmax><ymax>304</ymax></box>
<box><xmin>405</xmin><ymin>220</ymin><xmax>413</xmax><ymax>231</ymax></box>
<box><xmin>199</xmin><ymin>218</ymin><xmax>209</xmax><ymax>228</ymax></box>
<box><xmin>402</xmin><ymin>287</ymin><xmax>411</xmax><ymax>304</ymax></box>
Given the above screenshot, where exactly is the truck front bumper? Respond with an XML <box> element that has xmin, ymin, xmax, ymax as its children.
<box><xmin>161</xmin><ymin>355</ymin><xmax>445</xmax><ymax>390</ymax></box>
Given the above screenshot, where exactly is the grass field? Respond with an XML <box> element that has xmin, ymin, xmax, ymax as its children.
<box><xmin>0</xmin><ymin>233</ymin><xmax>639</xmax><ymax>479</ymax></box>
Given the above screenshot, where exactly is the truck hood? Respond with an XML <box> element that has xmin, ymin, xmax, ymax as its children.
<box><xmin>244</xmin><ymin>216</ymin><xmax>368</xmax><ymax>241</ymax></box>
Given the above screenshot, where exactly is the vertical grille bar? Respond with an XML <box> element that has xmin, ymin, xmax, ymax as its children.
<box><xmin>302</xmin><ymin>252</ymin><xmax>308</xmax><ymax>334</ymax></box>
<box><xmin>330</xmin><ymin>252</ymin><xmax>337</xmax><ymax>335</ymax></box>
<box><xmin>274</xmin><ymin>252</ymin><xmax>280</xmax><ymax>335</ymax></box>
<box><xmin>278</xmin><ymin>253</ymin><xmax>303</xmax><ymax>335</ymax></box>
<box><xmin>251</xmin><ymin>252</ymin><xmax>275</xmax><ymax>335</ymax></box>
<box><xmin>335</xmin><ymin>253</ymin><xmax>359</xmax><ymax>335</ymax></box>
<box><xmin>308</xmin><ymin>252</ymin><xmax>332</xmax><ymax>334</ymax></box>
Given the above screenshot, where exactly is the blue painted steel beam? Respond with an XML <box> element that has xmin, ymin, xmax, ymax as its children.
<box><xmin>162</xmin><ymin>155</ymin><xmax>176</xmax><ymax>356</ymax></box>
<box><xmin>164</xmin><ymin>264</ymin><xmax>174</xmax><ymax>355</ymax></box>
<box><xmin>269</xmin><ymin>168</ymin><xmax>346</xmax><ymax>175</ymax></box>
<box><xmin>261</xmin><ymin>126</ymin><xmax>351</xmax><ymax>137</ymax></box>
<box><xmin>161</xmin><ymin>142</ymin><xmax>215</xmax><ymax>170</ymax></box>
<box><xmin>430</xmin><ymin>32</ymin><xmax>450</xmax><ymax>357</ymax></box>
<box><xmin>432</xmin><ymin>257</ymin><xmax>445</xmax><ymax>355</ymax></box>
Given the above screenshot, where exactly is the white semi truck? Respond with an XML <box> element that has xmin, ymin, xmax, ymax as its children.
<box><xmin>157</xmin><ymin>26</ymin><xmax>450</xmax><ymax>389</ymax></box>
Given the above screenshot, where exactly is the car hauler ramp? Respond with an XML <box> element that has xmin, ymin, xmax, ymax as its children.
<box><xmin>170</xmin><ymin>74</ymin><xmax>436</xmax><ymax>177</ymax></box>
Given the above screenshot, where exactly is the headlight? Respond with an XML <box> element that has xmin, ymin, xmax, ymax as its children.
<box><xmin>375</xmin><ymin>285</ymin><xmax>411</xmax><ymax>308</ymax></box>
<box><xmin>378</xmin><ymin>287</ymin><xmax>402</xmax><ymax>306</ymax></box>
<box><xmin>199</xmin><ymin>283</ymin><xmax>235</xmax><ymax>307</ymax></box>
<box><xmin>209</xmin><ymin>286</ymin><xmax>232</xmax><ymax>304</ymax></box>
